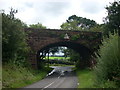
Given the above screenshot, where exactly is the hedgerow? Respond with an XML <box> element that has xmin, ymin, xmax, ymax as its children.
<box><xmin>94</xmin><ymin>33</ymin><xmax>120</xmax><ymax>88</ymax></box>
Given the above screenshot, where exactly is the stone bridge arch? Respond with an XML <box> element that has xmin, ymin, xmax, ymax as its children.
<box><xmin>37</xmin><ymin>41</ymin><xmax>92</xmax><ymax>69</ymax></box>
<box><xmin>24</xmin><ymin>28</ymin><xmax>102</xmax><ymax>69</ymax></box>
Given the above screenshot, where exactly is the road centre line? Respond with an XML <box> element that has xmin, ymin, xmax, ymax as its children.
<box><xmin>42</xmin><ymin>75</ymin><xmax>61</xmax><ymax>89</ymax></box>
<box><xmin>54</xmin><ymin>77</ymin><xmax>66</xmax><ymax>88</ymax></box>
<box><xmin>43</xmin><ymin>81</ymin><xmax>55</xmax><ymax>89</ymax></box>
<box><xmin>58</xmin><ymin>75</ymin><xmax>61</xmax><ymax>79</ymax></box>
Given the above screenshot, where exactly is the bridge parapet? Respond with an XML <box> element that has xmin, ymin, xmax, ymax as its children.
<box><xmin>25</xmin><ymin>28</ymin><xmax>102</xmax><ymax>51</ymax></box>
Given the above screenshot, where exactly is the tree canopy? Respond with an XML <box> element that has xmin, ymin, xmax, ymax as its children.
<box><xmin>104</xmin><ymin>0</ymin><xmax>120</xmax><ymax>35</ymax></box>
<box><xmin>29</xmin><ymin>23</ymin><xmax>47</xmax><ymax>29</ymax></box>
<box><xmin>61</xmin><ymin>15</ymin><xmax>97</xmax><ymax>30</ymax></box>
<box><xmin>2</xmin><ymin>8</ymin><xmax>29</xmax><ymax>63</ymax></box>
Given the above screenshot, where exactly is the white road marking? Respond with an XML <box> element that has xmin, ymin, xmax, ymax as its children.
<box><xmin>42</xmin><ymin>81</ymin><xmax>55</xmax><ymax>90</ymax></box>
<box><xmin>54</xmin><ymin>77</ymin><xmax>66</xmax><ymax>88</ymax></box>
<box><xmin>42</xmin><ymin>75</ymin><xmax>61</xmax><ymax>89</ymax></box>
<box><xmin>58</xmin><ymin>76</ymin><xmax>61</xmax><ymax>79</ymax></box>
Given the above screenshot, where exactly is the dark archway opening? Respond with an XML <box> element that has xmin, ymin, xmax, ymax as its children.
<box><xmin>37</xmin><ymin>41</ymin><xmax>94</xmax><ymax>69</ymax></box>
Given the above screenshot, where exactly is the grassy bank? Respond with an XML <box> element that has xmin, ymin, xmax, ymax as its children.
<box><xmin>44</xmin><ymin>56</ymin><xmax>70</xmax><ymax>60</ymax></box>
<box><xmin>76</xmin><ymin>69</ymin><xmax>95</xmax><ymax>88</ymax></box>
<box><xmin>76</xmin><ymin>69</ymin><xmax>117</xmax><ymax>88</ymax></box>
<box><xmin>2</xmin><ymin>62</ymin><xmax>52</xmax><ymax>88</ymax></box>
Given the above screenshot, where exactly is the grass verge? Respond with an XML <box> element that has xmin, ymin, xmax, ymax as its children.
<box><xmin>76</xmin><ymin>69</ymin><xmax>95</xmax><ymax>88</ymax></box>
<box><xmin>44</xmin><ymin>56</ymin><xmax>70</xmax><ymax>60</ymax></box>
<box><xmin>76</xmin><ymin>69</ymin><xmax>118</xmax><ymax>88</ymax></box>
<box><xmin>49</xmin><ymin>64</ymin><xmax>75</xmax><ymax>67</ymax></box>
<box><xmin>2</xmin><ymin>62</ymin><xmax>52</xmax><ymax>88</ymax></box>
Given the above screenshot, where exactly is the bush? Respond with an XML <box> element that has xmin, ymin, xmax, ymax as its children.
<box><xmin>2</xmin><ymin>62</ymin><xmax>51</xmax><ymax>88</ymax></box>
<box><xmin>94</xmin><ymin>33</ymin><xmax>120</xmax><ymax>88</ymax></box>
<box><xmin>2</xmin><ymin>9</ymin><xmax>29</xmax><ymax>63</ymax></box>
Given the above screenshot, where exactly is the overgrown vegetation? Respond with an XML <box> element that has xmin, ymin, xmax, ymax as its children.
<box><xmin>76</xmin><ymin>69</ymin><xmax>95</xmax><ymax>88</ymax></box>
<box><xmin>76</xmin><ymin>33</ymin><xmax>120</xmax><ymax>88</ymax></box>
<box><xmin>2</xmin><ymin>8</ymin><xmax>51</xmax><ymax>88</ymax></box>
<box><xmin>94</xmin><ymin>33</ymin><xmax>120</xmax><ymax>88</ymax></box>
<box><xmin>29</xmin><ymin>22</ymin><xmax>47</xmax><ymax>29</ymax></box>
<box><xmin>60</xmin><ymin>15</ymin><xmax>97</xmax><ymax>30</ymax></box>
<box><xmin>2</xmin><ymin>62</ymin><xmax>52</xmax><ymax>88</ymax></box>
<box><xmin>2</xmin><ymin>8</ymin><xmax>29</xmax><ymax>64</ymax></box>
<box><xmin>104</xmin><ymin>0</ymin><xmax>120</xmax><ymax>35</ymax></box>
<box><xmin>72</xmin><ymin>1</ymin><xmax>120</xmax><ymax>88</ymax></box>
<box><xmin>44</xmin><ymin>56</ymin><xmax>70</xmax><ymax>60</ymax></box>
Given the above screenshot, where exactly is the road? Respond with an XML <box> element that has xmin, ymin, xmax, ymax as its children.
<box><xmin>22</xmin><ymin>66</ymin><xmax>78</xmax><ymax>89</ymax></box>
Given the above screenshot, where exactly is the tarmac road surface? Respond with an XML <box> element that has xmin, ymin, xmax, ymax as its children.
<box><xmin>22</xmin><ymin>66</ymin><xmax>78</xmax><ymax>89</ymax></box>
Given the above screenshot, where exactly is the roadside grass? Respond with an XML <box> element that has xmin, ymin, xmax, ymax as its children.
<box><xmin>76</xmin><ymin>69</ymin><xmax>95</xmax><ymax>88</ymax></box>
<box><xmin>2</xmin><ymin>62</ymin><xmax>52</xmax><ymax>88</ymax></box>
<box><xmin>76</xmin><ymin>69</ymin><xmax>118</xmax><ymax>88</ymax></box>
<box><xmin>49</xmin><ymin>64</ymin><xmax>75</xmax><ymax>67</ymax></box>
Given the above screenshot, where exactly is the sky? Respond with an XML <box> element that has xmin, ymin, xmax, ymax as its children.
<box><xmin>0</xmin><ymin>0</ymin><xmax>115</xmax><ymax>29</ymax></box>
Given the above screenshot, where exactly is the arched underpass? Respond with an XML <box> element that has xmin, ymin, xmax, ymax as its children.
<box><xmin>25</xmin><ymin>41</ymin><xmax>95</xmax><ymax>88</ymax></box>
<box><xmin>37</xmin><ymin>41</ymin><xmax>94</xmax><ymax>69</ymax></box>
<box><xmin>24</xmin><ymin>28</ymin><xmax>102</xmax><ymax>88</ymax></box>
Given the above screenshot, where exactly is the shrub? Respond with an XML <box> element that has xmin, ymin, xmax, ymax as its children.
<box><xmin>2</xmin><ymin>62</ymin><xmax>52</xmax><ymax>88</ymax></box>
<box><xmin>71</xmin><ymin>34</ymin><xmax>80</xmax><ymax>40</ymax></box>
<box><xmin>2</xmin><ymin>9</ymin><xmax>29</xmax><ymax>63</ymax></box>
<box><xmin>94</xmin><ymin>33</ymin><xmax>120</xmax><ymax>88</ymax></box>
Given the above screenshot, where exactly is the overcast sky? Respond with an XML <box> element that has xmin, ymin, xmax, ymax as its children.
<box><xmin>0</xmin><ymin>0</ymin><xmax>115</xmax><ymax>29</ymax></box>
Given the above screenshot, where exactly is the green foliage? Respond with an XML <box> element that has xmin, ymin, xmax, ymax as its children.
<box><xmin>60</xmin><ymin>21</ymin><xmax>82</xmax><ymax>30</ymax></box>
<box><xmin>45</xmin><ymin>56</ymin><xmax>70</xmax><ymax>60</ymax></box>
<box><xmin>93</xmin><ymin>1</ymin><xmax>120</xmax><ymax>36</ymax></box>
<box><xmin>104</xmin><ymin>0</ymin><xmax>120</xmax><ymax>35</ymax></box>
<box><xmin>29</xmin><ymin>22</ymin><xmax>47</xmax><ymax>29</ymax></box>
<box><xmin>90</xmin><ymin>24</ymin><xmax>105</xmax><ymax>32</ymax></box>
<box><xmin>59</xmin><ymin>34</ymin><xmax>65</xmax><ymax>39</ymax></box>
<box><xmin>76</xmin><ymin>68</ymin><xmax>117</xmax><ymax>88</ymax></box>
<box><xmin>61</xmin><ymin>48</ymin><xmax>70</xmax><ymax>58</ymax></box>
<box><xmin>67</xmin><ymin>15</ymin><xmax>97</xmax><ymax>29</ymax></box>
<box><xmin>71</xmin><ymin>34</ymin><xmax>80</xmax><ymax>40</ymax></box>
<box><xmin>49</xmin><ymin>47</ymin><xmax>60</xmax><ymax>55</ymax></box>
<box><xmin>67</xmin><ymin>49</ymin><xmax>82</xmax><ymax>68</ymax></box>
<box><xmin>60</xmin><ymin>15</ymin><xmax>97</xmax><ymax>30</ymax></box>
<box><xmin>2</xmin><ymin>9</ymin><xmax>29</xmax><ymax>63</ymax></box>
<box><xmin>97</xmin><ymin>80</ymin><xmax>117</xmax><ymax>88</ymax></box>
<box><xmin>2</xmin><ymin>62</ymin><xmax>51</xmax><ymax>88</ymax></box>
<box><xmin>94</xmin><ymin>33</ymin><xmax>120</xmax><ymax>88</ymax></box>
<box><xmin>69</xmin><ymin>50</ymin><xmax>80</xmax><ymax>62</ymax></box>
<box><xmin>76</xmin><ymin>69</ymin><xmax>95</xmax><ymax>88</ymax></box>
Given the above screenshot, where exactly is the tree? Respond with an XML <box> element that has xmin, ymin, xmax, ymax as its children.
<box><xmin>61</xmin><ymin>15</ymin><xmax>97</xmax><ymax>30</ymax></box>
<box><xmin>29</xmin><ymin>23</ymin><xmax>47</xmax><ymax>29</ymax></box>
<box><xmin>61</xmin><ymin>47</ymin><xmax>70</xmax><ymax>59</ymax></box>
<box><xmin>49</xmin><ymin>47</ymin><xmax>60</xmax><ymax>56</ymax></box>
<box><xmin>90</xmin><ymin>24</ymin><xmax>106</xmax><ymax>32</ymax></box>
<box><xmin>2</xmin><ymin>8</ymin><xmax>29</xmax><ymax>64</ymax></box>
<box><xmin>94</xmin><ymin>33</ymin><xmax>120</xmax><ymax>87</ymax></box>
<box><xmin>104</xmin><ymin>0</ymin><xmax>120</xmax><ymax>35</ymax></box>
<box><xmin>60</xmin><ymin>15</ymin><xmax>97</xmax><ymax>68</ymax></box>
<box><xmin>60</xmin><ymin>20</ymin><xmax>82</xmax><ymax>30</ymax></box>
